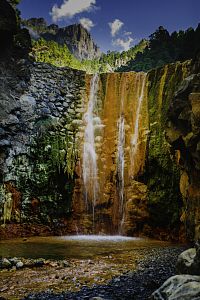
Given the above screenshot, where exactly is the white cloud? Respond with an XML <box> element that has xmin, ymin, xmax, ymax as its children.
<box><xmin>51</xmin><ymin>0</ymin><xmax>96</xmax><ymax>22</ymax></box>
<box><xmin>79</xmin><ymin>17</ymin><xmax>95</xmax><ymax>31</ymax></box>
<box><xmin>109</xmin><ymin>19</ymin><xmax>124</xmax><ymax>37</ymax></box>
<box><xmin>113</xmin><ymin>37</ymin><xmax>134</xmax><ymax>51</ymax></box>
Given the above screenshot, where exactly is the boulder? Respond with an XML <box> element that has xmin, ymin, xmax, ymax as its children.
<box><xmin>176</xmin><ymin>248</ymin><xmax>197</xmax><ymax>274</ymax></box>
<box><xmin>0</xmin><ymin>258</ymin><xmax>12</xmax><ymax>269</ymax></box>
<box><xmin>151</xmin><ymin>275</ymin><xmax>200</xmax><ymax>300</ymax></box>
<box><xmin>16</xmin><ymin>261</ymin><xmax>24</xmax><ymax>269</ymax></box>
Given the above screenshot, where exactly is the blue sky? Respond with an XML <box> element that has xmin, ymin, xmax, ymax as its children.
<box><xmin>18</xmin><ymin>0</ymin><xmax>200</xmax><ymax>53</ymax></box>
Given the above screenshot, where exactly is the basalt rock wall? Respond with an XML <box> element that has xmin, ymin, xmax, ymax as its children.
<box><xmin>0</xmin><ymin>60</ymin><xmax>85</xmax><ymax>236</ymax></box>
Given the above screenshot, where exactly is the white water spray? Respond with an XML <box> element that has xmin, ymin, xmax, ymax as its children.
<box><xmin>82</xmin><ymin>74</ymin><xmax>100</xmax><ymax>229</ymax></box>
<box><xmin>117</xmin><ymin>81</ymin><xmax>126</xmax><ymax>234</ymax></box>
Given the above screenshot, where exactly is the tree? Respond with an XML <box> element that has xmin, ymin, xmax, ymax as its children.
<box><xmin>8</xmin><ymin>0</ymin><xmax>21</xmax><ymax>5</ymax></box>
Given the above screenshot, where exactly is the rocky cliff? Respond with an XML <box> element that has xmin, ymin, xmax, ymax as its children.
<box><xmin>23</xmin><ymin>18</ymin><xmax>101</xmax><ymax>60</ymax></box>
<box><xmin>0</xmin><ymin>58</ymin><xmax>196</xmax><ymax>240</ymax></box>
<box><xmin>166</xmin><ymin>55</ymin><xmax>200</xmax><ymax>241</ymax></box>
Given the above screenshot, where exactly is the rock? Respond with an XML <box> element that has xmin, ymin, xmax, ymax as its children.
<box><xmin>0</xmin><ymin>139</ymin><xmax>11</xmax><ymax>147</ymax></box>
<box><xmin>176</xmin><ymin>248</ymin><xmax>196</xmax><ymax>274</ymax></box>
<box><xmin>20</xmin><ymin>95</ymin><xmax>36</xmax><ymax>115</ymax></box>
<box><xmin>34</xmin><ymin>260</ymin><xmax>45</xmax><ymax>267</ymax></box>
<box><xmin>2</xmin><ymin>114</ymin><xmax>19</xmax><ymax>126</ymax></box>
<box><xmin>61</xmin><ymin>260</ymin><xmax>70</xmax><ymax>268</ymax></box>
<box><xmin>90</xmin><ymin>297</ymin><xmax>105</xmax><ymax>300</ymax></box>
<box><xmin>151</xmin><ymin>275</ymin><xmax>200</xmax><ymax>300</ymax></box>
<box><xmin>0</xmin><ymin>258</ymin><xmax>12</xmax><ymax>269</ymax></box>
<box><xmin>40</xmin><ymin>107</ymin><xmax>51</xmax><ymax>116</ymax></box>
<box><xmin>9</xmin><ymin>257</ymin><xmax>20</xmax><ymax>266</ymax></box>
<box><xmin>16</xmin><ymin>261</ymin><xmax>24</xmax><ymax>269</ymax></box>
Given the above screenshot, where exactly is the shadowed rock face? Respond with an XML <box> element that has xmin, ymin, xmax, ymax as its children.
<box><xmin>166</xmin><ymin>56</ymin><xmax>200</xmax><ymax>241</ymax></box>
<box><xmin>0</xmin><ymin>0</ymin><xmax>31</xmax><ymax>59</ymax></box>
<box><xmin>0</xmin><ymin>0</ymin><xmax>17</xmax><ymax>57</ymax></box>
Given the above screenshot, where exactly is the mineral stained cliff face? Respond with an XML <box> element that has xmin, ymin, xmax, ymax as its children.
<box><xmin>0</xmin><ymin>55</ymin><xmax>197</xmax><ymax>239</ymax></box>
<box><xmin>70</xmin><ymin>62</ymin><xmax>193</xmax><ymax>237</ymax></box>
<box><xmin>71</xmin><ymin>72</ymin><xmax>149</xmax><ymax>235</ymax></box>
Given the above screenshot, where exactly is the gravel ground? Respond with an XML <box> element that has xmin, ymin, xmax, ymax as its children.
<box><xmin>23</xmin><ymin>246</ymin><xmax>186</xmax><ymax>300</ymax></box>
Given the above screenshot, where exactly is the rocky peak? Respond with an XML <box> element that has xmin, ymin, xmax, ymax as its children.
<box><xmin>23</xmin><ymin>17</ymin><xmax>47</xmax><ymax>29</ymax></box>
<box><xmin>23</xmin><ymin>18</ymin><xmax>101</xmax><ymax>60</ymax></box>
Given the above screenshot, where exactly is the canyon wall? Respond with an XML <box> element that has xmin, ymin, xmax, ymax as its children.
<box><xmin>0</xmin><ymin>54</ymin><xmax>199</xmax><ymax>240</ymax></box>
<box><xmin>1</xmin><ymin>0</ymin><xmax>200</xmax><ymax>242</ymax></box>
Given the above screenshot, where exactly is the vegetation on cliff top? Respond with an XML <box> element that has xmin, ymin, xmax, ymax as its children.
<box><xmin>31</xmin><ymin>38</ymin><xmax>147</xmax><ymax>73</ymax></box>
<box><xmin>30</xmin><ymin>23</ymin><xmax>200</xmax><ymax>73</ymax></box>
<box><xmin>118</xmin><ymin>25</ymin><xmax>200</xmax><ymax>72</ymax></box>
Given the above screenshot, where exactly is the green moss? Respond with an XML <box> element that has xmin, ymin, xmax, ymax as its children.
<box><xmin>145</xmin><ymin>61</ymin><xmax>191</xmax><ymax>229</ymax></box>
<box><xmin>13</xmin><ymin>116</ymin><xmax>81</xmax><ymax>224</ymax></box>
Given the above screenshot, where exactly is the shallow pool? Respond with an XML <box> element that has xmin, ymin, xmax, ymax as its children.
<box><xmin>0</xmin><ymin>235</ymin><xmax>173</xmax><ymax>260</ymax></box>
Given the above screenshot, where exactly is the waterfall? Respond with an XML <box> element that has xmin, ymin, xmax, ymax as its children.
<box><xmin>117</xmin><ymin>114</ymin><xmax>125</xmax><ymax>233</ymax></box>
<box><xmin>82</xmin><ymin>74</ymin><xmax>99</xmax><ymax>229</ymax></box>
<box><xmin>74</xmin><ymin>72</ymin><xmax>148</xmax><ymax>235</ymax></box>
<box><xmin>130</xmin><ymin>73</ymin><xmax>146</xmax><ymax>177</ymax></box>
<box><xmin>117</xmin><ymin>78</ymin><xmax>126</xmax><ymax>234</ymax></box>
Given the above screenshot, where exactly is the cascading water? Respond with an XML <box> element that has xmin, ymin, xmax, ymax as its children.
<box><xmin>73</xmin><ymin>72</ymin><xmax>149</xmax><ymax>235</ymax></box>
<box><xmin>117</xmin><ymin>114</ymin><xmax>125</xmax><ymax>233</ymax></box>
<box><xmin>117</xmin><ymin>79</ymin><xmax>126</xmax><ymax>234</ymax></box>
<box><xmin>82</xmin><ymin>74</ymin><xmax>100</xmax><ymax>230</ymax></box>
<box><xmin>130</xmin><ymin>73</ymin><xmax>147</xmax><ymax>177</ymax></box>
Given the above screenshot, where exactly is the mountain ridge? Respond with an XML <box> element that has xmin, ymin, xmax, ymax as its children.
<box><xmin>23</xmin><ymin>18</ymin><xmax>101</xmax><ymax>60</ymax></box>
